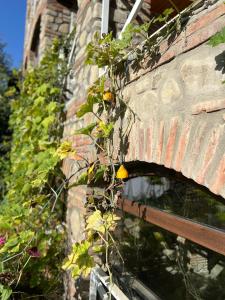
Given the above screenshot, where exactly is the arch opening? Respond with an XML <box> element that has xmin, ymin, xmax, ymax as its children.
<box><xmin>30</xmin><ymin>16</ymin><xmax>41</xmax><ymax>66</ymax></box>
<box><xmin>110</xmin><ymin>161</ymin><xmax>225</xmax><ymax>300</ymax></box>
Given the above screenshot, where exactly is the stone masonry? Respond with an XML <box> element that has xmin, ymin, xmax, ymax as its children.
<box><xmin>23</xmin><ymin>0</ymin><xmax>225</xmax><ymax>299</ymax></box>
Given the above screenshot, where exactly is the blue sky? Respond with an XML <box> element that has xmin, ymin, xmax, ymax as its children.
<box><xmin>0</xmin><ymin>0</ymin><xmax>27</xmax><ymax>68</ymax></box>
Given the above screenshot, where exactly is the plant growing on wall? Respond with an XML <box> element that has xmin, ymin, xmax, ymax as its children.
<box><xmin>0</xmin><ymin>36</ymin><xmax>73</xmax><ymax>298</ymax></box>
<box><xmin>62</xmin><ymin>8</ymin><xmax>179</xmax><ymax>295</ymax></box>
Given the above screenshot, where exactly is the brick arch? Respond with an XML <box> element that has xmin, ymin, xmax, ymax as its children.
<box><xmin>124</xmin><ymin>117</ymin><xmax>225</xmax><ymax>199</ymax></box>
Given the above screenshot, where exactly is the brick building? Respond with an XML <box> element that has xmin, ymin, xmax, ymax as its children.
<box><xmin>23</xmin><ymin>0</ymin><xmax>225</xmax><ymax>299</ymax></box>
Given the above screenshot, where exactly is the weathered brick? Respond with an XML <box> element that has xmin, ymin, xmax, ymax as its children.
<box><xmin>196</xmin><ymin>126</ymin><xmax>222</xmax><ymax>184</ymax></box>
<box><xmin>156</xmin><ymin>121</ymin><xmax>164</xmax><ymax>165</ymax></box>
<box><xmin>173</xmin><ymin>121</ymin><xmax>191</xmax><ymax>172</ymax></box>
<box><xmin>192</xmin><ymin>99</ymin><xmax>225</xmax><ymax>115</ymax></box>
<box><xmin>139</xmin><ymin>126</ymin><xmax>145</xmax><ymax>161</ymax></box>
<box><xmin>211</xmin><ymin>154</ymin><xmax>225</xmax><ymax>195</ymax></box>
<box><xmin>185</xmin><ymin>122</ymin><xmax>208</xmax><ymax>178</ymax></box>
<box><xmin>145</xmin><ymin>126</ymin><xmax>152</xmax><ymax>162</ymax></box>
<box><xmin>164</xmin><ymin>117</ymin><xmax>179</xmax><ymax>168</ymax></box>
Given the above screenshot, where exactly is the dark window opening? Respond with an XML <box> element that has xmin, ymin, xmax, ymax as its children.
<box><xmin>30</xmin><ymin>16</ymin><xmax>41</xmax><ymax>66</ymax></box>
<box><xmin>56</xmin><ymin>0</ymin><xmax>78</xmax><ymax>11</ymax></box>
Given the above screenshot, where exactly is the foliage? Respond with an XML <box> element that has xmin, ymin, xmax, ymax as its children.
<box><xmin>208</xmin><ymin>27</ymin><xmax>225</xmax><ymax>47</ymax></box>
<box><xmin>209</xmin><ymin>27</ymin><xmax>225</xmax><ymax>83</ymax></box>
<box><xmin>0</xmin><ymin>37</ymin><xmax>71</xmax><ymax>298</ymax></box>
<box><xmin>62</xmin><ymin>210</ymin><xmax>119</xmax><ymax>279</ymax></box>
<box><xmin>62</xmin><ymin>8</ymin><xmax>182</xmax><ymax>291</ymax></box>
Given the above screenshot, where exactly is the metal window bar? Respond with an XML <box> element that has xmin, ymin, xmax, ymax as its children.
<box><xmin>101</xmin><ymin>0</ymin><xmax>110</xmax><ymax>36</ymax></box>
<box><xmin>119</xmin><ymin>0</ymin><xmax>145</xmax><ymax>38</ymax></box>
<box><xmin>89</xmin><ymin>266</ymin><xmax>161</xmax><ymax>300</ymax></box>
<box><xmin>89</xmin><ymin>267</ymin><xmax>129</xmax><ymax>300</ymax></box>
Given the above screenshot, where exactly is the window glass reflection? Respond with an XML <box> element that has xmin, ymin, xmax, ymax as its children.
<box><xmin>113</xmin><ymin>214</ymin><xmax>225</xmax><ymax>300</ymax></box>
<box><xmin>122</xmin><ymin>176</ymin><xmax>225</xmax><ymax>230</ymax></box>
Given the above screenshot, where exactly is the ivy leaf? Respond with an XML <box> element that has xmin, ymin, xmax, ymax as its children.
<box><xmin>46</xmin><ymin>101</ymin><xmax>58</xmax><ymax>113</ymax></box>
<box><xmin>62</xmin><ymin>241</ymin><xmax>94</xmax><ymax>279</ymax></box>
<box><xmin>41</xmin><ymin>115</ymin><xmax>55</xmax><ymax>129</ymax></box>
<box><xmin>76</xmin><ymin>102</ymin><xmax>93</xmax><ymax>118</ymax></box>
<box><xmin>86</xmin><ymin>210</ymin><xmax>105</xmax><ymax>234</ymax></box>
<box><xmin>96</xmin><ymin>121</ymin><xmax>114</xmax><ymax>138</ymax></box>
<box><xmin>75</xmin><ymin>122</ymin><xmax>97</xmax><ymax>136</ymax></box>
<box><xmin>56</xmin><ymin>141</ymin><xmax>75</xmax><ymax>159</ymax></box>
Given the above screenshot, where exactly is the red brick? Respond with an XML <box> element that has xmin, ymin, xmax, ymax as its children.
<box><xmin>164</xmin><ymin>117</ymin><xmax>179</xmax><ymax>168</ymax></box>
<box><xmin>211</xmin><ymin>154</ymin><xmax>225</xmax><ymax>195</ymax></box>
<box><xmin>145</xmin><ymin>126</ymin><xmax>152</xmax><ymax>162</ymax></box>
<box><xmin>139</xmin><ymin>126</ymin><xmax>145</xmax><ymax>161</ymax></box>
<box><xmin>185</xmin><ymin>122</ymin><xmax>207</xmax><ymax>178</ymax></box>
<box><xmin>186</xmin><ymin>3</ymin><xmax>225</xmax><ymax>37</ymax></box>
<box><xmin>192</xmin><ymin>99</ymin><xmax>225</xmax><ymax>115</ymax></box>
<box><xmin>174</xmin><ymin>122</ymin><xmax>191</xmax><ymax>172</ymax></box>
<box><xmin>156</xmin><ymin>121</ymin><xmax>164</xmax><ymax>164</ymax></box>
<box><xmin>196</xmin><ymin>127</ymin><xmax>221</xmax><ymax>184</ymax></box>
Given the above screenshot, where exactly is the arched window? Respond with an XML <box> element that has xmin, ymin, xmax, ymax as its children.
<box><xmin>113</xmin><ymin>162</ymin><xmax>225</xmax><ymax>300</ymax></box>
<box><xmin>30</xmin><ymin>16</ymin><xmax>41</xmax><ymax>66</ymax></box>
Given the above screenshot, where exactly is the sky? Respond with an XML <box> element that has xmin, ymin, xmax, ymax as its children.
<box><xmin>0</xmin><ymin>0</ymin><xmax>27</xmax><ymax>68</ymax></box>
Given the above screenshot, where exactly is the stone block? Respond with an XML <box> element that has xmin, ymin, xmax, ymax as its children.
<box><xmin>59</xmin><ymin>23</ymin><xmax>69</xmax><ymax>34</ymax></box>
<box><xmin>79</xmin><ymin>30</ymin><xmax>87</xmax><ymax>47</ymax></box>
<box><xmin>160</xmin><ymin>79</ymin><xmax>182</xmax><ymax>104</ymax></box>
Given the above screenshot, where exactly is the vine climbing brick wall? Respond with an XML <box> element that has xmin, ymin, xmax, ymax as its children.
<box><xmin>62</xmin><ymin>1</ymin><xmax>225</xmax><ymax>299</ymax></box>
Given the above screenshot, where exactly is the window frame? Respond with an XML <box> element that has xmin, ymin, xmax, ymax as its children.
<box><xmin>117</xmin><ymin>196</ymin><xmax>225</xmax><ymax>256</ymax></box>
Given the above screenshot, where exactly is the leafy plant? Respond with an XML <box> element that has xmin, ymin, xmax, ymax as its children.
<box><xmin>0</xmin><ymin>36</ymin><xmax>73</xmax><ymax>298</ymax></box>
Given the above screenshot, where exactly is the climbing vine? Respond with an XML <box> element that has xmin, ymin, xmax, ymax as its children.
<box><xmin>63</xmin><ymin>9</ymin><xmax>225</xmax><ymax>296</ymax></box>
<box><xmin>0</xmin><ymin>37</ymin><xmax>72</xmax><ymax>298</ymax></box>
<box><xmin>62</xmin><ymin>7</ymin><xmax>179</xmax><ymax>292</ymax></box>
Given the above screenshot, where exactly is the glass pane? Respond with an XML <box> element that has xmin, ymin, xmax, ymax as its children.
<box><xmin>122</xmin><ymin>176</ymin><xmax>225</xmax><ymax>230</ymax></box>
<box><xmin>113</xmin><ymin>214</ymin><xmax>225</xmax><ymax>300</ymax></box>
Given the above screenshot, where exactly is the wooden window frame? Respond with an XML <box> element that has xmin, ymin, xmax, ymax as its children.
<box><xmin>117</xmin><ymin>198</ymin><xmax>225</xmax><ymax>256</ymax></box>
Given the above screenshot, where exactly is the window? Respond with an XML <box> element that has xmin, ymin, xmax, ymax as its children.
<box><xmin>113</xmin><ymin>163</ymin><xmax>225</xmax><ymax>299</ymax></box>
<box><xmin>30</xmin><ymin>16</ymin><xmax>41</xmax><ymax>66</ymax></box>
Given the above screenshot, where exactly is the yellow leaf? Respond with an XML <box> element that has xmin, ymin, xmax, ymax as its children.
<box><xmin>116</xmin><ymin>165</ymin><xmax>128</xmax><ymax>179</ymax></box>
<box><xmin>88</xmin><ymin>163</ymin><xmax>95</xmax><ymax>175</ymax></box>
<box><xmin>56</xmin><ymin>141</ymin><xmax>76</xmax><ymax>159</ymax></box>
<box><xmin>86</xmin><ymin>210</ymin><xmax>105</xmax><ymax>234</ymax></box>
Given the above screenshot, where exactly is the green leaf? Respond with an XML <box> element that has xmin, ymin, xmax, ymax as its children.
<box><xmin>41</xmin><ymin>115</ymin><xmax>55</xmax><ymax>129</ymax></box>
<box><xmin>76</xmin><ymin>95</ymin><xmax>99</xmax><ymax>118</ymax></box>
<box><xmin>75</xmin><ymin>122</ymin><xmax>97</xmax><ymax>136</ymax></box>
<box><xmin>62</xmin><ymin>241</ymin><xmax>94</xmax><ymax>279</ymax></box>
<box><xmin>96</xmin><ymin>121</ymin><xmax>114</xmax><ymax>138</ymax></box>
<box><xmin>56</xmin><ymin>141</ymin><xmax>75</xmax><ymax>159</ymax></box>
<box><xmin>94</xmin><ymin>164</ymin><xmax>108</xmax><ymax>182</ymax></box>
